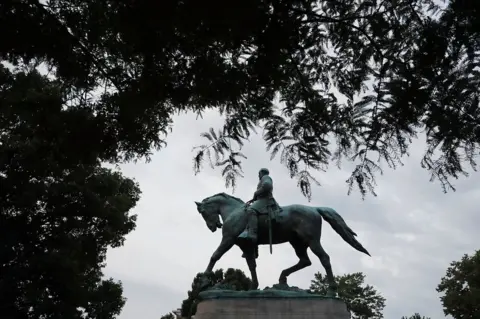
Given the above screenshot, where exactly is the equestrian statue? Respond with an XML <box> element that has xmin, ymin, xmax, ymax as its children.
<box><xmin>194</xmin><ymin>168</ymin><xmax>370</xmax><ymax>296</ymax></box>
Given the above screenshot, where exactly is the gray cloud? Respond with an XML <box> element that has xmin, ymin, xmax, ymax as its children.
<box><xmin>105</xmin><ymin>111</ymin><xmax>479</xmax><ymax>319</ymax></box>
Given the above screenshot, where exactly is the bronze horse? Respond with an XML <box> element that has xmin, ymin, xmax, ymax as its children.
<box><xmin>195</xmin><ymin>192</ymin><xmax>370</xmax><ymax>296</ymax></box>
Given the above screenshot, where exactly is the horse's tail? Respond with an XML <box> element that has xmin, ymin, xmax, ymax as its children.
<box><xmin>316</xmin><ymin>207</ymin><xmax>371</xmax><ymax>256</ymax></box>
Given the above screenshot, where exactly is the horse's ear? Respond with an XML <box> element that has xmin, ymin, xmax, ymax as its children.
<box><xmin>195</xmin><ymin>201</ymin><xmax>201</xmax><ymax>207</ymax></box>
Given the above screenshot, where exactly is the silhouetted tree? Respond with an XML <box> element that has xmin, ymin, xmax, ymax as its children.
<box><xmin>181</xmin><ymin>268</ymin><xmax>252</xmax><ymax>318</ymax></box>
<box><xmin>0</xmin><ymin>65</ymin><xmax>139</xmax><ymax>317</ymax></box>
<box><xmin>401</xmin><ymin>313</ymin><xmax>431</xmax><ymax>319</ymax></box>
<box><xmin>310</xmin><ymin>272</ymin><xmax>386</xmax><ymax>319</ymax></box>
<box><xmin>437</xmin><ymin>250</ymin><xmax>480</xmax><ymax>319</ymax></box>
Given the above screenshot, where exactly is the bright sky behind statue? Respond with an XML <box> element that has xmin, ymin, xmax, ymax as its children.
<box><xmin>104</xmin><ymin>109</ymin><xmax>478</xmax><ymax>319</ymax></box>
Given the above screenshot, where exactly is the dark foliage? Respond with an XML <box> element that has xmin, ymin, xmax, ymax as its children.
<box><xmin>180</xmin><ymin>268</ymin><xmax>252</xmax><ymax>318</ymax></box>
<box><xmin>2</xmin><ymin>0</ymin><xmax>479</xmax><ymax>199</ymax></box>
<box><xmin>160</xmin><ymin>313</ymin><xmax>175</xmax><ymax>319</ymax></box>
<box><xmin>437</xmin><ymin>250</ymin><xmax>480</xmax><ymax>319</ymax></box>
<box><xmin>310</xmin><ymin>272</ymin><xmax>386</xmax><ymax>319</ymax></box>
<box><xmin>401</xmin><ymin>314</ymin><xmax>431</xmax><ymax>319</ymax></box>
<box><xmin>0</xmin><ymin>66</ymin><xmax>140</xmax><ymax>317</ymax></box>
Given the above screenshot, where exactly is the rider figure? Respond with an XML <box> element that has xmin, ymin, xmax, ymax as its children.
<box><xmin>244</xmin><ymin>168</ymin><xmax>279</xmax><ymax>244</ymax></box>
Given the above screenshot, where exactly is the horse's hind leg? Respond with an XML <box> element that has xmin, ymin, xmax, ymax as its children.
<box><xmin>278</xmin><ymin>240</ymin><xmax>311</xmax><ymax>285</ymax></box>
<box><xmin>243</xmin><ymin>249</ymin><xmax>259</xmax><ymax>290</ymax></box>
<box><xmin>309</xmin><ymin>240</ymin><xmax>337</xmax><ymax>296</ymax></box>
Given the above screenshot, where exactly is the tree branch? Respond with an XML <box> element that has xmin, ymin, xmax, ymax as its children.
<box><xmin>29</xmin><ymin>0</ymin><xmax>124</xmax><ymax>91</ymax></box>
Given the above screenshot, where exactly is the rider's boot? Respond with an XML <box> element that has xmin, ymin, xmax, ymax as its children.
<box><xmin>246</xmin><ymin>212</ymin><xmax>258</xmax><ymax>243</ymax></box>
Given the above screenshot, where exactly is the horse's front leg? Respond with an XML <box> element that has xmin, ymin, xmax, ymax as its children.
<box><xmin>198</xmin><ymin>237</ymin><xmax>235</xmax><ymax>291</ymax></box>
<box><xmin>205</xmin><ymin>236</ymin><xmax>235</xmax><ymax>274</ymax></box>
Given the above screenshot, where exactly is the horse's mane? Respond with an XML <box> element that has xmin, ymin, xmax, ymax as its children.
<box><xmin>204</xmin><ymin>192</ymin><xmax>245</xmax><ymax>204</ymax></box>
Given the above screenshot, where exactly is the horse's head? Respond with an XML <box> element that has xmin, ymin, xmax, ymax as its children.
<box><xmin>195</xmin><ymin>199</ymin><xmax>223</xmax><ymax>233</ymax></box>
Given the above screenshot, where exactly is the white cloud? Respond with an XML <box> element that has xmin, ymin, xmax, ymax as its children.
<box><xmin>104</xmin><ymin>111</ymin><xmax>479</xmax><ymax>319</ymax></box>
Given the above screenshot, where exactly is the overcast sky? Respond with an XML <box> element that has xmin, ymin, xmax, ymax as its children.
<box><xmin>104</xmin><ymin>109</ymin><xmax>478</xmax><ymax>319</ymax></box>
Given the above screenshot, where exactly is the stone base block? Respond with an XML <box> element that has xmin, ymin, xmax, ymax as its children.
<box><xmin>194</xmin><ymin>289</ymin><xmax>349</xmax><ymax>319</ymax></box>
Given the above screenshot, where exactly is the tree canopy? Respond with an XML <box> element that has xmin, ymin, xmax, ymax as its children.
<box><xmin>436</xmin><ymin>250</ymin><xmax>480</xmax><ymax>319</ymax></box>
<box><xmin>309</xmin><ymin>272</ymin><xmax>386</xmax><ymax>319</ymax></box>
<box><xmin>0</xmin><ymin>65</ymin><xmax>139</xmax><ymax>317</ymax></box>
<box><xmin>2</xmin><ymin>0</ymin><xmax>479</xmax><ymax>199</ymax></box>
<box><xmin>180</xmin><ymin>268</ymin><xmax>252</xmax><ymax>318</ymax></box>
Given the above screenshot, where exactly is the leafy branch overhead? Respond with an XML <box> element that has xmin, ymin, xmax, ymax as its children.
<box><xmin>192</xmin><ymin>127</ymin><xmax>249</xmax><ymax>191</ymax></box>
<box><xmin>2</xmin><ymin>0</ymin><xmax>479</xmax><ymax>200</ymax></box>
<box><xmin>191</xmin><ymin>0</ymin><xmax>480</xmax><ymax>199</ymax></box>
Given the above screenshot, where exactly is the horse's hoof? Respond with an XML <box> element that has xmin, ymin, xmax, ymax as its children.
<box><xmin>198</xmin><ymin>274</ymin><xmax>213</xmax><ymax>291</ymax></box>
<box><xmin>199</xmin><ymin>281</ymin><xmax>209</xmax><ymax>291</ymax></box>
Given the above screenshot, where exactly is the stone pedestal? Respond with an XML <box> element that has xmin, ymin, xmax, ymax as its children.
<box><xmin>194</xmin><ymin>288</ymin><xmax>350</xmax><ymax>319</ymax></box>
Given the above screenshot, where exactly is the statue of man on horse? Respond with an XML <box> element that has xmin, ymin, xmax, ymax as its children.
<box><xmin>194</xmin><ymin>168</ymin><xmax>370</xmax><ymax>295</ymax></box>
